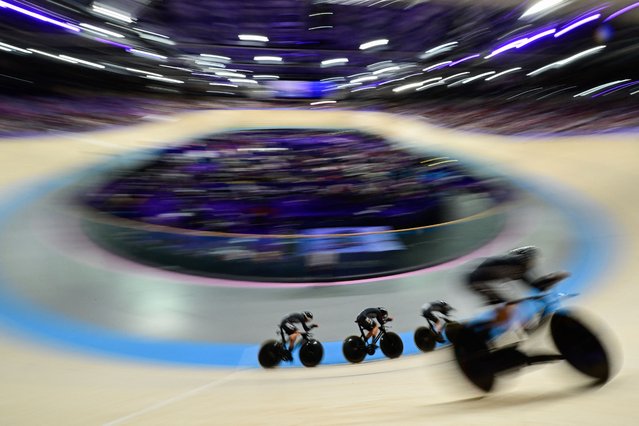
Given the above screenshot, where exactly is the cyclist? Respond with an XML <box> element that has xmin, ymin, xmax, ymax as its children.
<box><xmin>280</xmin><ymin>311</ymin><xmax>317</xmax><ymax>358</ymax></box>
<box><xmin>421</xmin><ymin>300</ymin><xmax>455</xmax><ymax>343</ymax></box>
<box><xmin>466</xmin><ymin>246</ymin><xmax>569</xmax><ymax>328</ymax></box>
<box><xmin>356</xmin><ymin>307</ymin><xmax>393</xmax><ymax>345</ymax></box>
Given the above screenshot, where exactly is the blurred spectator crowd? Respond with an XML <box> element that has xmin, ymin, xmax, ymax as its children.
<box><xmin>0</xmin><ymin>93</ymin><xmax>637</xmax><ymax>137</ymax></box>
<box><xmin>84</xmin><ymin>129</ymin><xmax>501</xmax><ymax>234</ymax></box>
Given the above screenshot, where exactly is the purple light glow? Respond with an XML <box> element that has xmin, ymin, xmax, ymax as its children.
<box><xmin>448</xmin><ymin>54</ymin><xmax>479</xmax><ymax>67</ymax></box>
<box><xmin>519</xmin><ymin>28</ymin><xmax>556</xmax><ymax>46</ymax></box>
<box><xmin>95</xmin><ymin>37</ymin><xmax>131</xmax><ymax>50</ymax></box>
<box><xmin>555</xmin><ymin>14</ymin><xmax>601</xmax><ymax>37</ymax></box>
<box><xmin>604</xmin><ymin>1</ymin><xmax>639</xmax><ymax>22</ymax></box>
<box><xmin>0</xmin><ymin>0</ymin><xmax>79</xmax><ymax>32</ymax></box>
<box><xmin>487</xmin><ymin>28</ymin><xmax>556</xmax><ymax>58</ymax></box>
<box><xmin>592</xmin><ymin>80</ymin><xmax>639</xmax><ymax>97</ymax></box>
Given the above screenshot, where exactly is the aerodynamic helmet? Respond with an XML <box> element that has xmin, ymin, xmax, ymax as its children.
<box><xmin>509</xmin><ymin>246</ymin><xmax>539</xmax><ymax>263</ymax></box>
<box><xmin>302</xmin><ymin>311</ymin><xmax>313</xmax><ymax>321</ymax></box>
<box><xmin>377</xmin><ymin>307</ymin><xmax>388</xmax><ymax>317</ymax></box>
<box><xmin>434</xmin><ymin>300</ymin><xmax>454</xmax><ymax>314</ymax></box>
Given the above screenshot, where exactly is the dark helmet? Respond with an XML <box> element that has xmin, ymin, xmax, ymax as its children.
<box><xmin>377</xmin><ymin>307</ymin><xmax>388</xmax><ymax>317</ymax></box>
<box><xmin>433</xmin><ymin>300</ymin><xmax>454</xmax><ymax>314</ymax></box>
<box><xmin>302</xmin><ymin>311</ymin><xmax>313</xmax><ymax>321</ymax></box>
<box><xmin>509</xmin><ymin>246</ymin><xmax>538</xmax><ymax>263</ymax></box>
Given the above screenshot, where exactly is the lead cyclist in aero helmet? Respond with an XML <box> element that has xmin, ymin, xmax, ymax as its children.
<box><xmin>466</xmin><ymin>246</ymin><xmax>569</xmax><ymax>327</ymax></box>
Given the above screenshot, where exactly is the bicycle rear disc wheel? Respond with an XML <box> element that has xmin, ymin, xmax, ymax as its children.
<box><xmin>342</xmin><ymin>335</ymin><xmax>367</xmax><ymax>363</ymax></box>
<box><xmin>550</xmin><ymin>312</ymin><xmax>610</xmax><ymax>382</ymax></box>
<box><xmin>258</xmin><ymin>340</ymin><xmax>282</xmax><ymax>368</ymax></box>
<box><xmin>414</xmin><ymin>327</ymin><xmax>437</xmax><ymax>352</ymax></box>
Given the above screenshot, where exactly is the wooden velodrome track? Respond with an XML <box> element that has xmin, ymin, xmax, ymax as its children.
<box><xmin>0</xmin><ymin>108</ymin><xmax>637</xmax><ymax>425</ymax></box>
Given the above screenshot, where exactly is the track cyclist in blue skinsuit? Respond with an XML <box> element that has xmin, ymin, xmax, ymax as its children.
<box><xmin>466</xmin><ymin>246</ymin><xmax>570</xmax><ymax>330</ymax></box>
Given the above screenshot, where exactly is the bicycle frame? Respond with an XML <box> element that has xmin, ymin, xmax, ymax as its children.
<box><xmin>278</xmin><ymin>327</ymin><xmax>312</xmax><ymax>348</ymax></box>
<box><xmin>358</xmin><ymin>323</ymin><xmax>386</xmax><ymax>346</ymax></box>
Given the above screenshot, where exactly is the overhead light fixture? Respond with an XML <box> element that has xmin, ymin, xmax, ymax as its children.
<box><xmin>238</xmin><ymin>34</ymin><xmax>269</xmax><ymax>42</ymax></box>
<box><xmin>359</xmin><ymin>39</ymin><xmax>389</xmax><ymax>50</ymax></box>
<box><xmin>321</xmin><ymin>58</ymin><xmax>349</xmax><ymax>66</ymax></box>
<box><xmin>79</xmin><ymin>23</ymin><xmax>124</xmax><ymax>38</ymax></box>
<box><xmin>254</xmin><ymin>56</ymin><xmax>282</xmax><ymax>62</ymax></box>
<box><xmin>520</xmin><ymin>0</ymin><xmax>567</xmax><ymax>19</ymax></box>
<box><xmin>200</xmin><ymin>54</ymin><xmax>231</xmax><ymax>63</ymax></box>
<box><xmin>92</xmin><ymin>3</ymin><xmax>134</xmax><ymax>23</ymax></box>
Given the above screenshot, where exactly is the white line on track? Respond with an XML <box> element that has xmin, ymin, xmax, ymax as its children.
<box><xmin>102</xmin><ymin>368</ymin><xmax>246</xmax><ymax>426</ymax></box>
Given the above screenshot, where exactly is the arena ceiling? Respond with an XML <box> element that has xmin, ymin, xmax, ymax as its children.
<box><xmin>1</xmin><ymin>0</ymin><xmax>638</xmax><ymax>100</ymax></box>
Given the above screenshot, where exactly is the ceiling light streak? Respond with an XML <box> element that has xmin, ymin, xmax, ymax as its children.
<box><xmin>200</xmin><ymin>54</ymin><xmax>231</xmax><ymax>62</ymax></box>
<box><xmin>59</xmin><ymin>55</ymin><xmax>105</xmax><ymax>68</ymax></box>
<box><xmin>536</xmin><ymin>85</ymin><xmax>577</xmax><ymax>99</ymax></box>
<box><xmin>238</xmin><ymin>34</ymin><xmax>269</xmax><ymax>42</ymax></box>
<box><xmin>126</xmin><ymin>67</ymin><xmax>162</xmax><ymax>76</ymax></box>
<box><xmin>160</xmin><ymin>65</ymin><xmax>192</xmax><ymax>72</ymax></box>
<box><xmin>507</xmin><ymin>87</ymin><xmax>544</xmax><ymax>100</ymax></box>
<box><xmin>486</xmin><ymin>29</ymin><xmax>555</xmax><ymax>59</ymax></box>
<box><xmin>351</xmin><ymin>86</ymin><xmax>375</xmax><ymax>92</ymax></box>
<box><xmin>485</xmin><ymin>67</ymin><xmax>521</xmax><ymax>80</ymax></box>
<box><xmin>419</xmin><ymin>41</ymin><xmax>458</xmax><ymax>59</ymax></box>
<box><xmin>79</xmin><ymin>23</ymin><xmax>124</xmax><ymax>38</ymax></box>
<box><xmin>206</xmin><ymin>91</ymin><xmax>235</xmax><ymax>95</ymax></box>
<box><xmin>520</xmin><ymin>0</ymin><xmax>566</xmax><ymax>19</ymax></box>
<box><xmin>0</xmin><ymin>41</ymin><xmax>31</xmax><ymax>53</ymax></box>
<box><xmin>604</xmin><ymin>2</ymin><xmax>639</xmax><ymax>22</ymax></box>
<box><xmin>195</xmin><ymin>60</ymin><xmax>225</xmax><ymax>68</ymax></box>
<box><xmin>229</xmin><ymin>78</ymin><xmax>258</xmax><ymax>84</ymax></box>
<box><xmin>0</xmin><ymin>0</ymin><xmax>80</xmax><ymax>31</ymax></box>
<box><xmin>416</xmin><ymin>81</ymin><xmax>444</xmax><ymax>92</ymax></box>
<box><xmin>442</xmin><ymin>72</ymin><xmax>470</xmax><ymax>82</ymax></box>
<box><xmin>28</xmin><ymin>48</ymin><xmax>77</xmax><ymax>63</ymax></box>
<box><xmin>393</xmin><ymin>82</ymin><xmax>422</xmax><ymax>92</ymax></box>
<box><xmin>94</xmin><ymin>37</ymin><xmax>130</xmax><ymax>50</ymax></box>
<box><xmin>139</xmin><ymin>33</ymin><xmax>175</xmax><ymax>45</ymax></box>
<box><xmin>351</xmin><ymin>75</ymin><xmax>377</xmax><ymax>83</ymax></box>
<box><xmin>209</xmin><ymin>82</ymin><xmax>238</xmax><ymax>88</ymax></box>
<box><xmin>359</xmin><ymin>39</ymin><xmax>389</xmax><ymax>50</ymax></box>
<box><xmin>462</xmin><ymin>71</ymin><xmax>496</xmax><ymax>83</ymax></box>
<box><xmin>423</xmin><ymin>61</ymin><xmax>451</xmax><ymax>72</ymax></box>
<box><xmin>310</xmin><ymin>100</ymin><xmax>336</xmax><ymax>105</ymax></box>
<box><xmin>372</xmin><ymin>65</ymin><xmax>399</xmax><ymax>75</ymax></box>
<box><xmin>145</xmin><ymin>75</ymin><xmax>184</xmax><ymax>84</ymax></box>
<box><xmin>527</xmin><ymin>46</ymin><xmax>606</xmax><ymax>76</ymax></box>
<box><xmin>574</xmin><ymin>80</ymin><xmax>630</xmax><ymax>97</ymax></box>
<box><xmin>92</xmin><ymin>4</ymin><xmax>133</xmax><ymax>23</ymax></box>
<box><xmin>215</xmin><ymin>70</ymin><xmax>246</xmax><ymax>78</ymax></box>
<box><xmin>134</xmin><ymin>27</ymin><xmax>169</xmax><ymax>38</ymax></box>
<box><xmin>254</xmin><ymin>56</ymin><xmax>282</xmax><ymax>62</ymax></box>
<box><xmin>321</xmin><ymin>58</ymin><xmax>348</xmax><ymax>66</ymax></box>
<box><xmin>554</xmin><ymin>14</ymin><xmax>600</xmax><ymax>37</ymax></box>
<box><xmin>592</xmin><ymin>80</ymin><xmax>639</xmax><ymax>97</ymax></box>
<box><xmin>520</xmin><ymin>28</ymin><xmax>556</xmax><ymax>45</ymax></box>
<box><xmin>128</xmin><ymin>49</ymin><xmax>167</xmax><ymax>60</ymax></box>
<box><xmin>448</xmin><ymin>54</ymin><xmax>479</xmax><ymax>67</ymax></box>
